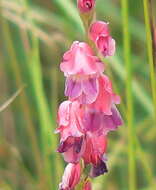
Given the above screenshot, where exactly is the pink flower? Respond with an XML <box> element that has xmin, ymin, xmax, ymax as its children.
<box><xmin>59</xmin><ymin>163</ymin><xmax>81</xmax><ymax>190</ymax></box>
<box><xmin>56</xmin><ymin>101</ymin><xmax>85</xmax><ymax>163</ymax></box>
<box><xmin>60</xmin><ymin>41</ymin><xmax>104</xmax><ymax>76</ymax></box>
<box><xmin>83</xmin><ymin>180</ymin><xmax>92</xmax><ymax>190</ymax></box>
<box><xmin>60</xmin><ymin>41</ymin><xmax>104</xmax><ymax>104</ymax></box>
<box><xmin>89</xmin><ymin>21</ymin><xmax>116</xmax><ymax>57</ymax></box>
<box><xmin>81</xmin><ymin>105</ymin><xmax>123</xmax><ymax>135</ymax></box>
<box><xmin>56</xmin><ymin>100</ymin><xmax>123</xmax><ymax>163</ymax></box>
<box><xmin>56</xmin><ymin>101</ymin><xmax>83</xmax><ymax>140</ymax></box>
<box><xmin>77</xmin><ymin>0</ymin><xmax>95</xmax><ymax>13</ymax></box>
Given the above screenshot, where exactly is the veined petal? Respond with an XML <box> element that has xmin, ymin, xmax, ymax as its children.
<box><xmin>65</xmin><ymin>78</ymin><xmax>82</xmax><ymax>99</ymax></box>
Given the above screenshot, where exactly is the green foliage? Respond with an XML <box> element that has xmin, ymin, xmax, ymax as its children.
<box><xmin>0</xmin><ymin>0</ymin><xmax>156</xmax><ymax>190</ymax></box>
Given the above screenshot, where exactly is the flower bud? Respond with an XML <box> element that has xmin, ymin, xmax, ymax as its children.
<box><xmin>77</xmin><ymin>0</ymin><xmax>95</xmax><ymax>13</ymax></box>
<box><xmin>59</xmin><ymin>163</ymin><xmax>81</xmax><ymax>190</ymax></box>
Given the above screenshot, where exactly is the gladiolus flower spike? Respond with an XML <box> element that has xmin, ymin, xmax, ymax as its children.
<box><xmin>56</xmin><ymin>1</ymin><xmax>123</xmax><ymax>190</ymax></box>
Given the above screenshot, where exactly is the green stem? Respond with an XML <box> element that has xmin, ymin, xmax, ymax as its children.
<box><xmin>121</xmin><ymin>0</ymin><xmax>136</xmax><ymax>190</ymax></box>
<box><xmin>143</xmin><ymin>0</ymin><xmax>156</xmax><ymax>123</ymax></box>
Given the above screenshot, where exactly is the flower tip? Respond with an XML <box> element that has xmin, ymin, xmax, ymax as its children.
<box><xmin>59</xmin><ymin>163</ymin><xmax>81</xmax><ymax>190</ymax></box>
<box><xmin>77</xmin><ymin>0</ymin><xmax>95</xmax><ymax>13</ymax></box>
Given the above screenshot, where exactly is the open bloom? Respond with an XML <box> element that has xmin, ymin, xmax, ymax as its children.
<box><xmin>89</xmin><ymin>21</ymin><xmax>116</xmax><ymax>57</ymax></box>
<box><xmin>56</xmin><ymin>101</ymin><xmax>85</xmax><ymax>163</ymax></box>
<box><xmin>81</xmin><ymin>105</ymin><xmax>123</xmax><ymax>136</ymax></box>
<box><xmin>59</xmin><ymin>163</ymin><xmax>81</xmax><ymax>190</ymax></box>
<box><xmin>60</xmin><ymin>41</ymin><xmax>104</xmax><ymax>104</ymax></box>
<box><xmin>56</xmin><ymin>98</ymin><xmax>123</xmax><ymax>163</ymax></box>
<box><xmin>77</xmin><ymin>0</ymin><xmax>95</xmax><ymax>13</ymax></box>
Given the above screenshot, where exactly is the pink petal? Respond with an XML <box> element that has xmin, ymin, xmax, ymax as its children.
<box><xmin>108</xmin><ymin>37</ymin><xmax>116</xmax><ymax>56</ymax></box>
<box><xmin>57</xmin><ymin>101</ymin><xmax>84</xmax><ymax>141</ymax></box>
<box><xmin>57</xmin><ymin>101</ymin><xmax>71</xmax><ymax>127</ymax></box>
<box><xmin>82</xmin><ymin>112</ymin><xmax>102</xmax><ymax>133</ymax></box>
<box><xmin>111</xmin><ymin>105</ymin><xmax>123</xmax><ymax>126</ymax></box>
<box><xmin>96</xmin><ymin>36</ymin><xmax>116</xmax><ymax>57</ymax></box>
<box><xmin>60</xmin><ymin>41</ymin><xmax>104</xmax><ymax>75</ymax></box>
<box><xmin>90</xmin><ymin>21</ymin><xmax>109</xmax><ymax>41</ymax></box>
<box><xmin>80</xmin><ymin>77</ymin><xmax>99</xmax><ymax>104</ymax></box>
<box><xmin>91</xmin><ymin>76</ymin><xmax>112</xmax><ymax>115</ymax></box>
<box><xmin>63</xmin><ymin>137</ymin><xmax>86</xmax><ymax>163</ymax></box>
<box><xmin>59</xmin><ymin>163</ymin><xmax>81</xmax><ymax>190</ymax></box>
<box><xmin>65</xmin><ymin>78</ymin><xmax>82</xmax><ymax>99</ymax></box>
<box><xmin>83</xmin><ymin>135</ymin><xmax>107</xmax><ymax>165</ymax></box>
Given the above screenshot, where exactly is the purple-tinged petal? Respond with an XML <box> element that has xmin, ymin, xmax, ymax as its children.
<box><xmin>111</xmin><ymin>105</ymin><xmax>123</xmax><ymax>126</ymax></box>
<box><xmin>57</xmin><ymin>136</ymin><xmax>75</xmax><ymax>153</ymax></box>
<box><xmin>101</xmin><ymin>105</ymin><xmax>123</xmax><ymax>134</ymax></box>
<box><xmin>74</xmin><ymin>137</ymin><xmax>84</xmax><ymax>154</ymax></box>
<box><xmin>90</xmin><ymin>160</ymin><xmax>108</xmax><ymax>178</ymax></box>
<box><xmin>82</xmin><ymin>77</ymin><xmax>98</xmax><ymax>96</ymax></box>
<box><xmin>77</xmin><ymin>77</ymin><xmax>99</xmax><ymax>104</ymax></box>
<box><xmin>65</xmin><ymin>78</ymin><xmax>82</xmax><ymax>99</ymax></box>
<box><xmin>63</xmin><ymin>137</ymin><xmax>86</xmax><ymax>163</ymax></box>
<box><xmin>82</xmin><ymin>112</ymin><xmax>102</xmax><ymax>133</ymax></box>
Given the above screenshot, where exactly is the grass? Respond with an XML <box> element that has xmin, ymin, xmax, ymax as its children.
<box><xmin>0</xmin><ymin>0</ymin><xmax>156</xmax><ymax>190</ymax></box>
<box><xmin>121</xmin><ymin>0</ymin><xmax>136</xmax><ymax>190</ymax></box>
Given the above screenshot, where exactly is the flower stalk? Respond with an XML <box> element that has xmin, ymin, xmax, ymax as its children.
<box><xmin>56</xmin><ymin>1</ymin><xmax>123</xmax><ymax>189</ymax></box>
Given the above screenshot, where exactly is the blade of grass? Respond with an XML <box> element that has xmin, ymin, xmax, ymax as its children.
<box><xmin>0</xmin><ymin>85</ymin><xmax>26</xmax><ymax>112</ymax></box>
<box><xmin>121</xmin><ymin>1</ymin><xmax>136</xmax><ymax>190</ymax></box>
<box><xmin>136</xmin><ymin>139</ymin><xmax>156</xmax><ymax>188</ymax></box>
<box><xmin>143</xmin><ymin>0</ymin><xmax>156</xmax><ymax>122</ymax></box>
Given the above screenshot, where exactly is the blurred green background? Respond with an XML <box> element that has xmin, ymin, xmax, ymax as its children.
<box><xmin>0</xmin><ymin>0</ymin><xmax>156</xmax><ymax>190</ymax></box>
